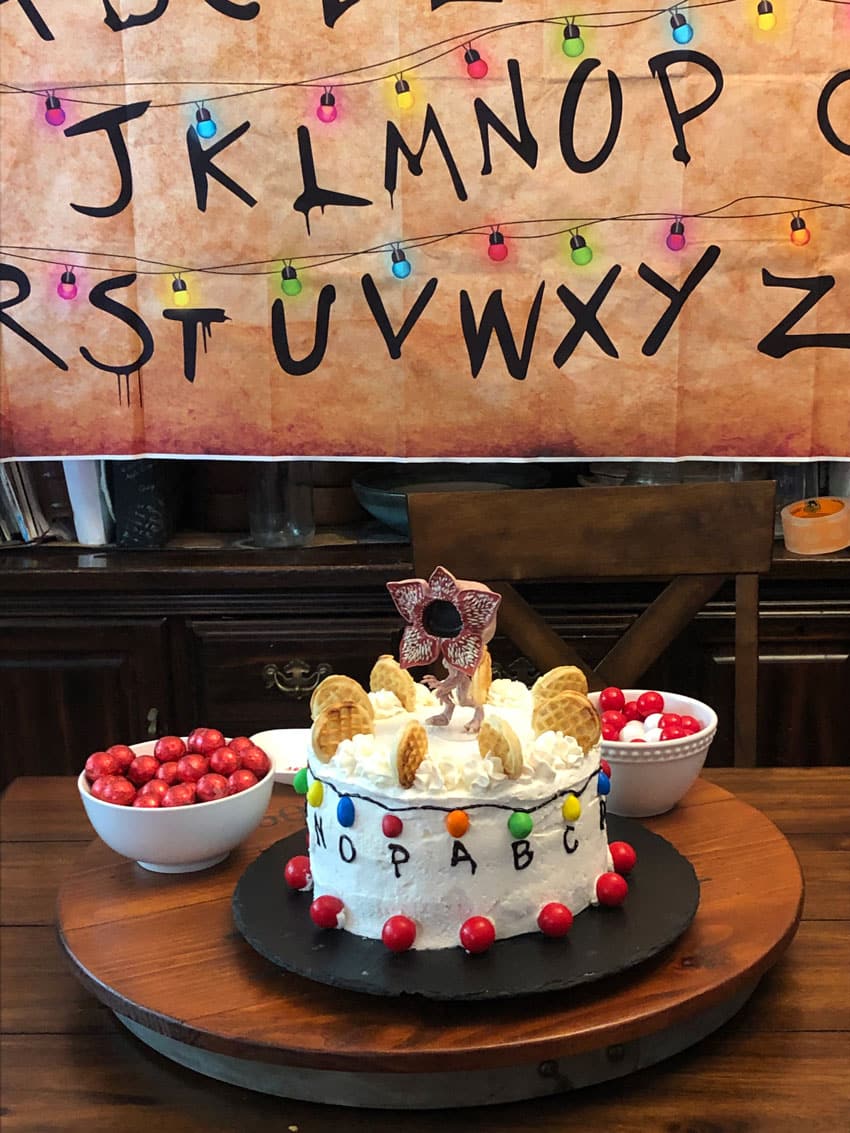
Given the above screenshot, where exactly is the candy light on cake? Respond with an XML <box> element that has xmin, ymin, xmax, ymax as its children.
<box><xmin>286</xmin><ymin>567</ymin><xmax>635</xmax><ymax>953</ymax></box>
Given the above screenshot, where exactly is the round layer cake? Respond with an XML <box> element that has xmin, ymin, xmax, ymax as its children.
<box><xmin>302</xmin><ymin>679</ymin><xmax>614</xmax><ymax>950</ymax></box>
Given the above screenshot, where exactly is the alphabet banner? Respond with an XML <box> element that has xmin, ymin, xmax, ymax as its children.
<box><xmin>0</xmin><ymin>0</ymin><xmax>848</xmax><ymax>459</ymax></box>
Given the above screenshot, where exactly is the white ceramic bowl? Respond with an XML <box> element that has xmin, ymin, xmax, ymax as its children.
<box><xmin>588</xmin><ymin>690</ymin><xmax>718</xmax><ymax>818</ymax></box>
<box><xmin>78</xmin><ymin>740</ymin><xmax>274</xmax><ymax>872</ymax></box>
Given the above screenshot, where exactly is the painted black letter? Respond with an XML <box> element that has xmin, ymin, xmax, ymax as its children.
<box><xmin>313</xmin><ymin>813</ymin><xmax>326</xmax><ymax>849</ymax></box>
<box><xmin>758</xmin><ymin>270</ymin><xmax>850</xmax><ymax>358</ymax></box>
<box><xmin>102</xmin><ymin>0</ymin><xmax>168</xmax><ymax>31</ymax></box>
<box><xmin>474</xmin><ymin>58</ymin><xmax>538</xmax><ymax>175</ymax></box>
<box><xmin>639</xmin><ymin>245</ymin><xmax>721</xmax><ymax>356</ymax></box>
<box><xmin>553</xmin><ymin>267</ymin><xmax>621</xmax><ymax>366</ymax></box>
<box><xmin>186</xmin><ymin>120</ymin><xmax>257</xmax><ymax>212</ymax></box>
<box><xmin>460</xmin><ymin>283</ymin><xmax>545</xmax><ymax>380</ymax></box>
<box><xmin>648</xmin><ymin>50</ymin><xmax>724</xmax><ymax>166</ymax></box>
<box><xmin>2</xmin><ymin>0</ymin><xmax>53</xmax><ymax>38</ymax></box>
<box><xmin>559</xmin><ymin>58</ymin><xmax>623</xmax><ymax>174</ymax></box>
<box><xmin>321</xmin><ymin>0</ymin><xmax>361</xmax><ymax>28</ymax></box>
<box><xmin>385</xmin><ymin>105</ymin><xmax>467</xmax><ymax>207</ymax></box>
<box><xmin>80</xmin><ymin>274</ymin><xmax>154</xmax><ymax>376</ymax></box>
<box><xmin>388</xmin><ymin>843</ymin><xmax>410</xmax><ymax>879</ymax></box>
<box><xmin>0</xmin><ymin>263</ymin><xmax>67</xmax><ymax>370</ymax></box>
<box><xmin>511</xmin><ymin>840</ymin><xmax>534</xmax><ymax>871</ymax></box>
<box><xmin>293</xmin><ymin>126</ymin><xmax>372</xmax><ymax>234</ymax></box>
<box><xmin>64</xmin><ymin>102</ymin><xmax>150</xmax><ymax>218</ymax></box>
<box><xmin>563</xmin><ymin>825</ymin><xmax>579</xmax><ymax>854</ymax></box>
<box><xmin>161</xmin><ymin>307</ymin><xmax>230</xmax><ymax>382</ymax></box>
<box><xmin>271</xmin><ymin>288</ymin><xmax>336</xmax><ymax>375</ymax></box>
<box><xmin>450</xmin><ymin>840</ymin><xmax>478</xmax><ymax>875</ymax></box>
<box><xmin>817</xmin><ymin>70</ymin><xmax>850</xmax><ymax>156</ymax></box>
<box><xmin>361</xmin><ymin>273</ymin><xmax>438</xmax><ymax>359</ymax></box>
<box><xmin>339</xmin><ymin>834</ymin><xmax>356</xmax><ymax>863</ymax></box>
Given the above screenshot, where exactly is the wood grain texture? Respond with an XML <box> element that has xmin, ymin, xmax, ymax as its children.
<box><xmin>2</xmin><ymin>772</ymin><xmax>847</xmax><ymax>1132</ymax></box>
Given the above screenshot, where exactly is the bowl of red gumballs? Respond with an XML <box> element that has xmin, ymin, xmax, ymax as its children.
<box><xmin>77</xmin><ymin>727</ymin><xmax>274</xmax><ymax>872</ymax></box>
<box><xmin>588</xmin><ymin>688</ymin><xmax>718</xmax><ymax>818</ymax></box>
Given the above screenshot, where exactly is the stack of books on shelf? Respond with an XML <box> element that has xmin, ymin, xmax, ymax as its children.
<box><xmin>0</xmin><ymin>462</ymin><xmax>74</xmax><ymax>545</ymax></box>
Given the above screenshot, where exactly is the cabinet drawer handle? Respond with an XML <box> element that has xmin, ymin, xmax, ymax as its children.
<box><xmin>263</xmin><ymin>660</ymin><xmax>333</xmax><ymax>700</ymax></box>
<box><xmin>146</xmin><ymin>707</ymin><xmax>159</xmax><ymax>737</ymax></box>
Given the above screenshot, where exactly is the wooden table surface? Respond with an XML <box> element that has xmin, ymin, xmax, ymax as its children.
<box><xmin>2</xmin><ymin>770</ymin><xmax>848</xmax><ymax>1133</ymax></box>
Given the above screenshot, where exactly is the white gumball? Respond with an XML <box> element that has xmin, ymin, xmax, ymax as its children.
<box><xmin>644</xmin><ymin>726</ymin><xmax>663</xmax><ymax>743</ymax></box>
<box><xmin>643</xmin><ymin>712</ymin><xmax>663</xmax><ymax>730</ymax></box>
<box><xmin>619</xmin><ymin>720</ymin><xmax>646</xmax><ymax>742</ymax></box>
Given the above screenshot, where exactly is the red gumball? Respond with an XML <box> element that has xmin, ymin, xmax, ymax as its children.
<box><xmin>196</xmin><ymin>772</ymin><xmax>229</xmax><ymax>803</ymax></box>
<box><xmin>599</xmin><ymin>686</ymin><xmax>625</xmax><ymax>712</ymax></box>
<box><xmin>132</xmin><ymin>793</ymin><xmax>160</xmax><ymax>808</ymax></box>
<box><xmin>228</xmin><ymin>736</ymin><xmax>254</xmax><ymax>753</ymax></box>
<box><xmin>227</xmin><ymin>769</ymin><xmax>258</xmax><ymax>795</ymax></box>
<box><xmin>659</xmin><ymin>713</ymin><xmax>681</xmax><ymax>729</ymax></box>
<box><xmin>636</xmin><ymin>690</ymin><xmax>664</xmax><ymax>718</ymax></box>
<box><xmin>139</xmin><ymin>778</ymin><xmax>169</xmax><ymax>802</ymax></box>
<box><xmin>101</xmin><ymin>776</ymin><xmax>137</xmax><ymax>806</ymax></box>
<box><xmin>537</xmin><ymin>902</ymin><xmax>574</xmax><ymax>938</ymax></box>
<box><xmin>161</xmin><ymin>783</ymin><xmax>195</xmax><ymax>807</ymax></box>
<box><xmin>600</xmin><ymin>758</ymin><xmax>611</xmax><ymax>777</ymax></box>
<box><xmin>601</xmin><ymin>723</ymin><xmax>620</xmax><ymax>741</ymax></box>
<box><xmin>660</xmin><ymin>725</ymin><xmax>687</xmax><ymax>741</ymax></box>
<box><xmin>209</xmin><ymin>746</ymin><xmax>241</xmax><ymax>776</ymax></box>
<box><xmin>679</xmin><ymin>715</ymin><xmax>703</xmax><ymax>734</ymax></box>
<box><xmin>382</xmin><ymin>915</ymin><xmax>417</xmax><ymax>952</ymax></box>
<box><xmin>596</xmin><ymin>872</ymin><xmax>629</xmax><ymax>906</ymax></box>
<box><xmin>459</xmin><ymin>916</ymin><xmax>496</xmax><ymax>954</ymax></box>
<box><xmin>609</xmin><ymin>841</ymin><xmax>637</xmax><ymax>875</ymax></box>
<box><xmin>196</xmin><ymin>728</ymin><xmax>226</xmax><ymax>755</ymax></box>
<box><xmin>153</xmin><ymin>735</ymin><xmax>186</xmax><ymax>762</ymax></box>
<box><xmin>106</xmin><ymin>744</ymin><xmax>135</xmax><ymax>772</ymax></box>
<box><xmin>84</xmin><ymin>751</ymin><xmax>119</xmax><ymax>783</ymax></box>
<box><xmin>127</xmin><ymin>755</ymin><xmax>159</xmax><ymax>787</ymax></box>
<box><xmin>622</xmin><ymin>700</ymin><xmax>643</xmax><ymax>722</ymax></box>
<box><xmin>187</xmin><ymin>728</ymin><xmax>208</xmax><ymax>753</ymax></box>
<box><xmin>239</xmin><ymin>744</ymin><xmax>271</xmax><ymax>779</ymax></box>
<box><xmin>176</xmin><ymin>753</ymin><xmax>209</xmax><ymax>783</ymax></box>
<box><xmin>155</xmin><ymin>760</ymin><xmax>180</xmax><ymax>785</ymax></box>
<box><xmin>601</xmin><ymin>710</ymin><xmax>628</xmax><ymax>733</ymax></box>
<box><xmin>310</xmin><ymin>895</ymin><xmax>345</xmax><ymax>929</ymax></box>
<box><xmin>284</xmin><ymin>855</ymin><xmax>313</xmax><ymax>891</ymax></box>
<box><xmin>90</xmin><ymin>775</ymin><xmax>116</xmax><ymax>800</ymax></box>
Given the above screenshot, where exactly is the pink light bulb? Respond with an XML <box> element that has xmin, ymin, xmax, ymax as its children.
<box><xmin>44</xmin><ymin>94</ymin><xmax>65</xmax><ymax>127</ymax></box>
<box><xmin>316</xmin><ymin>91</ymin><xmax>337</xmax><ymax>123</ymax></box>
<box><xmin>666</xmin><ymin>220</ymin><xmax>686</xmax><ymax>252</ymax></box>
<box><xmin>57</xmin><ymin>270</ymin><xmax>77</xmax><ymax>300</ymax></box>
<box><xmin>464</xmin><ymin>48</ymin><xmax>488</xmax><ymax>79</ymax></box>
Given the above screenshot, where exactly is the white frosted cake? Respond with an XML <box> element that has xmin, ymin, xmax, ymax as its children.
<box><xmin>299</xmin><ymin>679</ymin><xmax>616</xmax><ymax>950</ymax></box>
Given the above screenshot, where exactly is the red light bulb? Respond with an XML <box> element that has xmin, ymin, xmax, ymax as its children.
<box><xmin>464</xmin><ymin>48</ymin><xmax>488</xmax><ymax>79</ymax></box>
<box><xmin>488</xmin><ymin>231</ymin><xmax>508</xmax><ymax>262</ymax></box>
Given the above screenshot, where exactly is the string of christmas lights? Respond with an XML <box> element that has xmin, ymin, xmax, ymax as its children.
<box><xmin>0</xmin><ymin>0</ymin><xmax>846</xmax><ymax>125</ymax></box>
<box><xmin>1</xmin><ymin>197</ymin><xmax>846</xmax><ymax>302</ymax></box>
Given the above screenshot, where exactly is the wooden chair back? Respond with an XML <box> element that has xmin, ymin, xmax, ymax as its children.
<box><xmin>407</xmin><ymin>481</ymin><xmax>776</xmax><ymax>767</ymax></box>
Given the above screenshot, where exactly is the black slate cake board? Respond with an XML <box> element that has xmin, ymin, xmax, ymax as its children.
<box><xmin>232</xmin><ymin>817</ymin><xmax>699</xmax><ymax>1001</ymax></box>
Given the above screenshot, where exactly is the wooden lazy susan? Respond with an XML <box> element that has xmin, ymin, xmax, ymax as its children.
<box><xmin>58</xmin><ymin>778</ymin><xmax>803</xmax><ymax>1109</ymax></box>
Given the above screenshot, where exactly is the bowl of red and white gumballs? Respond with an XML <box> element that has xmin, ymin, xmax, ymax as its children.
<box><xmin>588</xmin><ymin>688</ymin><xmax>718</xmax><ymax>818</ymax></box>
<box><xmin>77</xmin><ymin>727</ymin><xmax>274</xmax><ymax>872</ymax></box>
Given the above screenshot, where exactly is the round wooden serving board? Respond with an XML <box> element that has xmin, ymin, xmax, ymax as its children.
<box><xmin>57</xmin><ymin>779</ymin><xmax>803</xmax><ymax>1109</ymax></box>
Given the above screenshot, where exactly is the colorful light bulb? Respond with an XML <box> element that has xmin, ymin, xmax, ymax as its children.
<box><xmin>171</xmin><ymin>277</ymin><xmax>189</xmax><ymax>306</ymax></box>
<box><xmin>757</xmin><ymin>1</ymin><xmax>777</xmax><ymax>30</ymax></box>
<box><xmin>195</xmin><ymin>106</ymin><xmax>217</xmax><ymax>139</ymax></box>
<box><xmin>670</xmin><ymin>11</ymin><xmax>694</xmax><ymax>44</ymax></box>
<box><xmin>394</xmin><ymin>78</ymin><xmax>414</xmax><ymax>111</ymax></box>
<box><xmin>562</xmin><ymin>23</ymin><xmax>585</xmax><ymax>58</ymax></box>
<box><xmin>281</xmin><ymin>265</ymin><xmax>303</xmax><ymax>296</ymax></box>
<box><xmin>666</xmin><ymin>219</ymin><xmax>686</xmax><ymax>252</ymax></box>
<box><xmin>570</xmin><ymin>233</ymin><xmax>593</xmax><ymax>267</ymax></box>
<box><xmin>391</xmin><ymin>248</ymin><xmax>412</xmax><ymax>279</ymax></box>
<box><xmin>57</xmin><ymin>269</ymin><xmax>77</xmax><ymax>300</ymax></box>
<box><xmin>488</xmin><ymin>231</ymin><xmax>508</xmax><ymax>262</ymax></box>
<box><xmin>316</xmin><ymin>90</ymin><xmax>338</xmax><ymax>123</ymax></box>
<box><xmin>790</xmin><ymin>216</ymin><xmax>811</xmax><ymax>247</ymax></box>
<box><xmin>464</xmin><ymin>47</ymin><xmax>488</xmax><ymax>80</ymax></box>
<box><xmin>44</xmin><ymin>93</ymin><xmax>65</xmax><ymax>127</ymax></box>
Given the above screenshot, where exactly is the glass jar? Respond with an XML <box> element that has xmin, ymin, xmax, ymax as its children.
<box><xmin>248</xmin><ymin>461</ymin><xmax>315</xmax><ymax>548</ymax></box>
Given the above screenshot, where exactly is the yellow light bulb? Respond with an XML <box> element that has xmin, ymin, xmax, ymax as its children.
<box><xmin>757</xmin><ymin>1</ymin><xmax>776</xmax><ymax>30</ymax></box>
<box><xmin>397</xmin><ymin>89</ymin><xmax>415</xmax><ymax>111</ymax></box>
<box><xmin>174</xmin><ymin>288</ymin><xmax>190</xmax><ymax>307</ymax></box>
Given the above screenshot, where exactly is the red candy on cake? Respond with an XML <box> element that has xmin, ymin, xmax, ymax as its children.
<box><xmin>537</xmin><ymin>902</ymin><xmax>574</xmax><ymax>938</ymax></box>
<box><xmin>382</xmin><ymin>915</ymin><xmax>417</xmax><ymax>952</ymax></box>
<box><xmin>609</xmin><ymin>841</ymin><xmax>637</xmax><ymax>875</ymax></box>
<box><xmin>596</xmin><ymin>872</ymin><xmax>629</xmax><ymax>906</ymax></box>
<box><xmin>284</xmin><ymin>855</ymin><xmax>313</xmax><ymax>891</ymax></box>
<box><xmin>459</xmin><ymin>916</ymin><xmax>496</xmax><ymax>954</ymax></box>
<box><xmin>310</xmin><ymin>895</ymin><xmax>345</xmax><ymax>929</ymax></box>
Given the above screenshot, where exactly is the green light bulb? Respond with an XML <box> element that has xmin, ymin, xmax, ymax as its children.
<box><xmin>562</xmin><ymin>25</ymin><xmax>585</xmax><ymax>58</ymax></box>
<box><xmin>570</xmin><ymin>234</ymin><xmax>593</xmax><ymax>267</ymax></box>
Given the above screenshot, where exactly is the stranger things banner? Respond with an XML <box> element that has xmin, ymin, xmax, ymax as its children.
<box><xmin>0</xmin><ymin>0</ymin><xmax>848</xmax><ymax>460</ymax></box>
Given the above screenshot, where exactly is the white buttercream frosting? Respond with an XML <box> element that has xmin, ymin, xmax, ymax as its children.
<box><xmin>368</xmin><ymin>689</ymin><xmax>407</xmax><ymax>719</ymax></box>
<box><xmin>487</xmin><ymin>678</ymin><xmax>533</xmax><ymax>709</ymax></box>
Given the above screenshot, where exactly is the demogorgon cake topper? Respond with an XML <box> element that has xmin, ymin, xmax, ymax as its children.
<box><xmin>386</xmin><ymin>566</ymin><xmax>501</xmax><ymax>734</ymax></box>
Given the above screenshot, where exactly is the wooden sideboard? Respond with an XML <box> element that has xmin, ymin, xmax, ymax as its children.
<box><xmin>0</xmin><ymin>542</ymin><xmax>847</xmax><ymax>787</ymax></box>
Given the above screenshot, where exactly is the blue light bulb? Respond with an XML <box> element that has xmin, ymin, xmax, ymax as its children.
<box><xmin>670</xmin><ymin>12</ymin><xmax>694</xmax><ymax>44</ymax></box>
<box><xmin>391</xmin><ymin>249</ymin><xmax>412</xmax><ymax>279</ymax></box>
<box><xmin>195</xmin><ymin>107</ymin><xmax>217</xmax><ymax>139</ymax></box>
